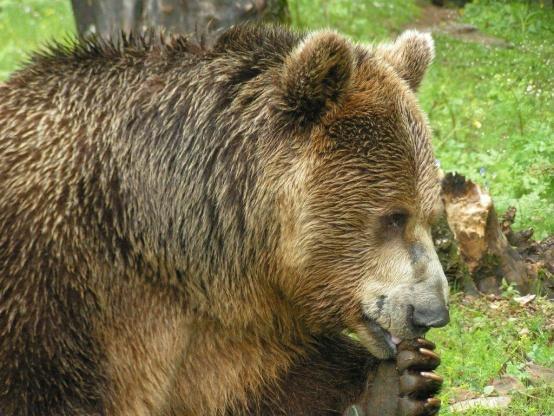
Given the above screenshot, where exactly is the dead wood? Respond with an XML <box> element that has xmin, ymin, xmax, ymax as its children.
<box><xmin>433</xmin><ymin>172</ymin><xmax>553</xmax><ymax>297</ymax></box>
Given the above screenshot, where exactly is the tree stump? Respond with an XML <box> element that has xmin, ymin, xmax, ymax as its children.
<box><xmin>434</xmin><ymin>173</ymin><xmax>552</xmax><ymax>297</ymax></box>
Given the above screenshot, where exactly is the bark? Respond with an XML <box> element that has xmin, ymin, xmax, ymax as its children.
<box><xmin>434</xmin><ymin>173</ymin><xmax>553</xmax><ymax>297</ymax></box>
<box><xmin>71</xmin><ymin>0</ymin><xmax>290</xmax><ymax>38</ymax></box>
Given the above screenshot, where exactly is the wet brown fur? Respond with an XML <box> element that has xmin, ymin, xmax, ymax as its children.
<box><xmin>0</xmin><ymin>25</ymin><xmax>441</xmax><ymax>415</ymax></box>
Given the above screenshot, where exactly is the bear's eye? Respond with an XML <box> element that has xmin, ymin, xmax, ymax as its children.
<box><xmin>383</xmin><ymin>211</ymin><xmax>409</xmax><ymax>231</ymax></box>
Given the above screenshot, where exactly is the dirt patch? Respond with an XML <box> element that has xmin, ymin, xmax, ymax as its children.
<box><xmin>404</xmin><ymin>2</ymin><xmax>512</xmax><ymax>47</ymax></box>
<box><xmin>409</xmin><ymin>2</ymin><xmax>460</xmax><ymax>29</ymax></box>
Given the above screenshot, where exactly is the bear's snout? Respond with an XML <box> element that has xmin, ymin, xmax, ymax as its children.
<box><xmin>411</xmin><ymin>304</ymin><xmax>450</xmax><ymax>329</ymax></box>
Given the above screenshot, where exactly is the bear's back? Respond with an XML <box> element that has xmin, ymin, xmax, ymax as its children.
<box><xmin>0</xmin><ymin>25</ymin><xmax>301</xmax><ymax>286</ymax></box>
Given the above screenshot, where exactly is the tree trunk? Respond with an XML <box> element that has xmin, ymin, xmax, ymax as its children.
<box><xmin>71</xmin><ymin>0</ymin><xmax>290</xmax><ymax>38</ymax></box>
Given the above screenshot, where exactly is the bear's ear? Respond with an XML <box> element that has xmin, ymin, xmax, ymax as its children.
<box><xmin>278</xmin><ymin>31</ymin><xmax>353</xmax><ymax>124</ymax></box>
<box><xmin>376</xmin><ymin>30</ymin><xmax>434</xmax><ymax>91</ymax></box>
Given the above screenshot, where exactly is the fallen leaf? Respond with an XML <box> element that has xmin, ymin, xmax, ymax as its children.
<box><xmin>449</xmin><ymin>387</ymin><xmax>480</xmax><ymax>404</ymax></box>
<box><xmin>449</xmin><ymin>396</ymin><xmax>512</xmax><ymax>413</ymax></box>
<box><xmin>525</xmin><ymin>363</ymin><xmax>554</xmax><ymax>385</ymax></box>
<box><xmin>513</xmin><ymin>294</ymin><xmax>536</xmax><ymax>306</ymax></box>
<box><xmin>491</xmin><ymin>375</ymin><xmax>525</xmax><ymax>395</ymax></box>
<box><xmin>518</xmin><ymin>327</ymin><xmax>530</xmax><ymax>336</ymax></box>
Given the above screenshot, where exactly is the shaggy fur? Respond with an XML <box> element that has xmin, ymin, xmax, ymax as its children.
<box><xmin>0</xmin><ymin>25</ymin><xmax>447</xmax><ymax>415</ymax></box>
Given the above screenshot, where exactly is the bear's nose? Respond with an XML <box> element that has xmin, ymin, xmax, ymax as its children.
<box><xmin>411</xmin><ymin>305</ymin><xmax>450</xmax><ymax>329</ymax></box>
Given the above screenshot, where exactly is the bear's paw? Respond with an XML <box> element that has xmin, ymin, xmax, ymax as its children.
<box><xmin>347</xmin><ymin>338</ymin><xmax>443</xmax><ymax>416</ymax></box>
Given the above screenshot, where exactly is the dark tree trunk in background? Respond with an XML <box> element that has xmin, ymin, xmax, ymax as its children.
<box><xmin>71</xmin><ymin>0</ymin><xmax>289</xmax><ymax>38</ymax></box>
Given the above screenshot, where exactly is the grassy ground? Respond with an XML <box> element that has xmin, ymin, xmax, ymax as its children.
<box><xmin>290</xmin><ymin>0</ymin><xmax>420</xmax><ymax>41</ymax></box>
<box><xmin>0</xmin><ymin>0</ymin><xmax>75</xmax><ymax>79</ymax></box>
<box><xmin>429</xmin><ymin>292</ymin><xmax>553</xmax><ymax>415</ymax></box>
<box><xmin>1</xmin><ymin>1</ymin><xmax>552</xmax><ymax>414</ymax></box>
<box><xmin>419</xmin><ymin>2</ymin><xmax>554</xmax><ymax>240</ymax></box>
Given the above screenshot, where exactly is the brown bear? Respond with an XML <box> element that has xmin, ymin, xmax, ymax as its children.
<box><xmin>0</xmin><ymin>25</ymin><xmax>449</xmax><ymax>415</ymax></box>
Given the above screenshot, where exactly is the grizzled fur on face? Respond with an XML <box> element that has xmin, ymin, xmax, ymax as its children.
<box><xmin>0</xmin><ymin>25</ymin><xmax>446</xmax><ymax>415</ymax></box>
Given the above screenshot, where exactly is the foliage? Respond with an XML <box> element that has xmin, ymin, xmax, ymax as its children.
<box><xmin>429</xmin><ymin>293</ymin><xmax>554</xmax><ymax>415</ymax></box>
<box><xmin>0</xmin><ymin>0</ymin><xmax>75</xmax><ymax>79</ymax></box>
<box><xmin>289</xmin><ymin>0</ymin><xmax>419</xmax><ymax>41</ymax></box>
<box><xmin>419</xmin><ymin>0</ymin><xmax>554</xmax><ymax>239</ymax></box>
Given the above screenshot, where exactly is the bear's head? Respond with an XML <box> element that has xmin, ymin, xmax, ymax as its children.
<box><xmin>274</xmin><ymin>30</ymin><xmax>449</xmax><ymax>359</ymax></box>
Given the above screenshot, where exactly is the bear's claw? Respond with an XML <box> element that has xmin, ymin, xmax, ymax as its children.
<box><xmin>351</xmin><ymin>338</ymin><xmax>443</xmax><ymax>416</ymax></box>
<box><xmin>398</xmin><ymin>396</ymin><xmax>440</xmax><ymax>415</ymax></box>
<box><xmin>395</xmin><ymin>339</ymin><xmax>443</xmax><ymax>415</ymax></box>
<box><xmin>396</xmin><ymin>347</ymin><xmax>440</xmax><ymax>373</ymax></box>
<box><xmin>399</xmin><ymin>371</ymin><xmax>442</xmax><ymax>397</ymax></box>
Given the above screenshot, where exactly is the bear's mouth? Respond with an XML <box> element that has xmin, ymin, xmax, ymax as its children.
<box><xmin>360</xmin><ymin>315</ymin><xmax>402</xmax><ymax>356</ymax></box>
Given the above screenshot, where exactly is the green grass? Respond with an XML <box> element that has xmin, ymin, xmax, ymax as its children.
<box><xmin>0</xmin><ymin>1</ymin><xmax>552</xmax><ymax>414</ymax></box>
<box><xmin>290</xmin><ymin>0</ymin><xmax>420</xmax><ymax>41</ymax></box>
<box><xmin>0</xmin><ymin>0</ymin><xmax>75</xmax><ymax>79</ymax></box>
<box><xmin>419</xmin><ymin>0</ymin><xmax>554</xmax><ymax>239</ymax></box>
<box><xmin>429</xmin><ymin>292</ymin><xmax>554</xmax><ymax>415</ymax></box>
